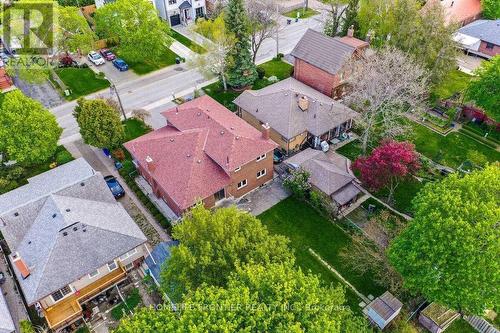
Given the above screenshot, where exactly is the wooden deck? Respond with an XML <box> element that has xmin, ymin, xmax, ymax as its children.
<box><xmin>44</xmin><ymin>266</ymin><xmax>127</xmax><ymax>329</ymax></box>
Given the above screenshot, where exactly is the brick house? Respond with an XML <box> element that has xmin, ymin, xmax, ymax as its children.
<box><xmin>234</xmin><ymin>77</ymin><xmax>358</xmax><ymax>154</ymax></box>
<box><xmin>291</xmin><ymin>28</ymin><xmax>369</xmax><ymax>99</ymax></box>
<box><xmin>455</xmin><ymin>20</ymin><xmax>500</xmax><ymax>58</ymax></box>
<box><xmin>424</xmin><ymin>0</ymin><xmax>482</xmax><ymax>27</ymax></box>
<box><xmin>0</xmin><ymin>159</ymin><xmax>148</xmax><ymax>331</ymax></box>
<box><xmin>124</xmin><ymin>96</ymin><xmax>278</xmax><ymax>216</ymax></box>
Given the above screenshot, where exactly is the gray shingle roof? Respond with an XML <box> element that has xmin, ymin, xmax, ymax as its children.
<box><xmin>367</xmin><ymin>291</ymin><xmax>403</xmax><ymax>321</ymax></box>
<box><xmin>458</xmin><ymin>19</ymin><xmax>500</xmax><ymax>45</ymax></box>
<box><xmin>0</xmin><ymin>288</ymin><xmax>15</xmax><ymax>333</ymax></box>
<box><xmin>285</xmin><ymin>148</ymin><xmax>361</xmax><ymax>203</ymax></box>
<box><xmin>291</xmin><ymin>29</ymin><xmax>356</xmax><ymax>75</ymax></box>
<box><xmin>0</xmin><ymin>158</ymin><xmax>147</xmax><ymax>304</ymax></box>
<box><xmin>234</xmin><ymin>78</ymin><xmax>358</xmax><ymax>139</ymax></box>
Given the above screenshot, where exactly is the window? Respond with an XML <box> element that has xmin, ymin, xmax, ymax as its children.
<box><xmin>486</xmin><ymin>42</ymin><xmax>494</xmax><ymax>49</ymax></box>
<box><xmin>256</xmin><ymin>169</ymin><xmax>266</xmax><ymax>179</ymax></box>
<box><xmin>237</xmin><ymin>179</ymin><xmax>247</xmax><ymax>189</ymax></box>
<box><xmin>108</xmin><ymin>261</ymin><xmax>118</xmax><ymax>271</ymax></box>
<box><xmin>120</xmin><ymin>249</ymin><xmax>138</xmax><ymax>261</ymax></box>
<box><xmin>88</xmin><ymin>269</ymin><xmax>99</xmax><ymax>279</ymax></box>
<box><xmin>168</xmin><ymin>0</ymin><xmax>176</xmax><ymax>4</ymax></box>
<box><xmin>234</xmin><ymin>166</ymin><xmax>241</xmax><ymax>172</ymax></box>
<box><xmin>195</xmin><ymin>7</ymin><xmax>204</xmax><ymax>16</ymax></box>
<box><xmin>51</xmin><ymin>285</ymin><xmax>72</xmax><ymax>302</ymax></box>
<box><xmin>256</xmin><ymin>153</ymin><xmax>266</xmax><ymax>162</ymax></box>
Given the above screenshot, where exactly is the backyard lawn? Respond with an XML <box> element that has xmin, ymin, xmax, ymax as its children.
<box><xmin>111</xmin><ymin>288</ymin><xmax>141</xmax><ymax>320</ymax></box>
<box><xmin>283</xmin><ymin>8</ymin><xmax>319</xmax><ymax>19</ymax></box>
<box><xmin>446</xmin><ymin>318</ymin><xmax>476</xmax><ymax>333</ymax></box>
<box><xmin>55</xmin><ymin>67</ymin><xmax>110</xmax><ymax>100</ymax></box>
<box><xmin>170</xmin><ymin>30</ymin><xmax>206</xmax><ymax>54</ymax></box>
<box><xmin>258</xmin><ymin>197</ymin><xmax>385</xmax><ymax>305</ymax></box>
<box><xmin>203</xmin><ymin>58</ymin><xmax>293</xmax><ymax>111</ymax></box>
<box><xmin>429</xmin><ymin>69</ymin><xmax>472</xmax><ymax>102</ymax></box>
<box><xmin>123</xmin><ymin>118</ymin><xmax>152</xmax><ymax>142</ymax></box>
<box><xmin>115</xmin><ymin>48</ymin><xmax>180</xmax><ymax>75</ymax></box>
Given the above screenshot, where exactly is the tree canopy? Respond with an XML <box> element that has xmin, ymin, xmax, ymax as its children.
<box><xmin>95</xmin><ymin>0</ymin><xmax>172</xmax><ymax>63</ymax></box>
<box><xmin>466</xmin><ymin>55</ymin><xmax>500</xmax><ymax>122</ymax></box>
<box><xmin>73</xmin><ymin>98</ymin><xmax>125</xmax><ymax>149</ymax></box>
<box><xmin>117</xmin><ymin>263</ymin><xmax>370</xmax><ymax>333</ymax></box>
<box><xmin>0</xmin><ymin>91</ymin><xmax>61</xmax><ymax>164</ymax></box>
<box><xmin>160</xmin><ymin>204</ymin><xmax>294</xmax><ymax>301</ymax></box>
<box><xmin>481</xmin><ymin>0</ymin><xmax>500</xmax><ymax>19</ymax></box>
<box><xmin>388</xmin><ymin>164</ymin><xmax>500</xmax><ymax>314</ymax></box>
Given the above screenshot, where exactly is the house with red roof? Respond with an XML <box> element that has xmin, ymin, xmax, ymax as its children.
<box><xmin>124</xmin><ymin>95</ymin><xmax>278</xmax><ymax>216</ymax></box>
<box><xmin>424</xmin><ymin>0</ymin><xmax>482</xmax><ymax>26</ymax></box>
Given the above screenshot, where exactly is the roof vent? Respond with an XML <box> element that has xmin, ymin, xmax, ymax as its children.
<box><xmin>187</xmin><ymin>153</ymin><xmax>191</xmax><ymax>158</ymax></box>
<box><xmin>52</xmin><ymin>213</ymin><xmax>57</xmax><ymax>218</ymax></box>
<box><xmin>28</xmin><ymin>241</ymin><xmax>31</xmax><ymax>245</ymax></box>
<box><xmin>66</xmin><ymin>208</ymin><xmax>71</xmax><ymax>212</ymax></box>
<box><xmin>73</xmin><ymin>227</ymin><xmax>78</xmax><ymax>231</ymax></box>
<box><xmin>220</xmin><ymin>130</ymin><xmax>225</xmax><ymax>135</ymax></box>
<box><xmin>80</xmin><ymin>182</ymin><xmax>85</xmax><ymax>186</ymax></box>
<box><xmin>145</xmin><ymin>155</ymin><xmax>154</xmax><ymax>163</ymax></box>
<box><xmin>230</xmin><ymin>127</ymin><xmax>234</xmax><ymax>130</ymax></box>
<box><xmin>197</xmin><ymin>160</ymin><xmax>201</xmax><ymax>164</ymax></box>
<box><xmin>236</xmin><ymin>136</ymin><xmax>240</xmax><ymax>140</ymax></box>
<box><xmin>170</xmin><ymin>138</ymin><xmax>175</xmax><ymax>142</ymax></box>
<box><xmin>63</xmin><ymin>232</ymin><xmax>68</xmax><ymax>236</ymax></box>
<box><xmin>197</xmin><ymin>112</ymin><xmax>201</xmax><ymax>116</ymax></box>
<box><xmin>256</xmin><ymin>108</ymin><xmax>258</xmax><ymax>113</ymax></box>
<box><xmin>83</xmin><ymin>229</ymin><xmax>87</xmax><ymax>233</ymax></box>
<box><xmin>14</xmin><ymin>212</ymin><xmax>19</xmax><ymax>217</ymax></box>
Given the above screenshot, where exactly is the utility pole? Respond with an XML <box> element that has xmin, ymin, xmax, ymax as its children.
<box><xmin>109</xmin><ymin>80</ymin><xmax>127</xmax><ymax>120</ymax></box>
<box><xmin>275</xmin><ymin>3</ymin><xmax>280</xmax><ymax>58</ymax></box>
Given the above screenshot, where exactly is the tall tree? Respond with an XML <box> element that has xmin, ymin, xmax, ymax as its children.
<box><xmin>344</xmin><ymin>47</ymin><xmax>428</xmax><ymax>153</ymax></box>
<box><xmin>225</xmin><ymin>0</ymin><xmax>258</xmax><ymax>88</ymax></box>
<box><xmin>160</xmin><ymin>204</ymin><xmax>293</xmax><ymax>301</ymax></box>
<box><xmin>73</xmin><ymin>98</ymin><xmax>125</xmax><ymax>149</ymax></box>
<box><xmin>340</xmin><ymin>0</ymin><xmax>360</xmax><ymax>36</ymax></box>
<box><xmin>352</xmin><ymin>140</ymin><xmax>420</xmax><ymax>203</ymax></box>
<box><xmin>481</xmin><ymin>0</ymin><xmax>500</xmax><ymax>19</ymax></box>
<box><xmin>323</xmin><ymin>0</ymin><xmax>348</xmax><ymax>37</ymax></box>
<box><xmin>246</xmin><ymin>0</ymin><xmax>279</xmax><ymax>63</ymax></box>
<box><xmin>466</xmin><ymin>55</ymin><xmax>500</xmax><ymax>122</ymax></box>
<box><xmin>57</xmin><ymin>6</ymin><xmax>96</xmax><ymax>55</ymax></box>
<box><xmin>95</xmin><ymin>0</ymin><xmax>172</xmax><ymax>64</ymax></box>
<box><xmin>191</xmin><ymin>15</ymin><xmax>235</xmax><ymax>91</ymax></box>
<box><xmin>388</xmin><ymin>164</ymin><xmax>500</xmax><ymax>315</ymax></box>
<box><xmin>117</xmin><ymin>263</ymin><xmax>370</xmax><ymax>332</ymax></box>
<box><xmin>0</xmin><ymin>90</ymin><xmax>61</xmax><ymax>164</ymax></box>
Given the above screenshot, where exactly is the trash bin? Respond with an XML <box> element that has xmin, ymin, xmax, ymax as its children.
<box><xmin>287</xmin><ymin>19</ymin><xmax>291</xmax><ymax>24</ymax></box>
<box><xmin>175</xmin><ymin>57</ymin><xmax>181</xmax><ymax>64</ymax></box>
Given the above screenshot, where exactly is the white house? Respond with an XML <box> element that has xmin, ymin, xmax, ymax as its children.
<box><xmin>154</xmin><ymin>0</ymin><xmax>206</xmax><ymax>26</ymax></box>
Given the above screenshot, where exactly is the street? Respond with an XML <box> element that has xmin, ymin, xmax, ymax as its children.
<box><xmin>52</xmin><ymin>15</ymin><xmax>324</xmax><ymax>144</ymax></box>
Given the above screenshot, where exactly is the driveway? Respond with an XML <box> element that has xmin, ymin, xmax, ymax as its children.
<box><xmin>87</xmin><ymin>60</ymin><xmax>139</xmax><ymax>85</ymax></box>
<box><xmin>13</xmin><ymin>76</ymin><xmax>64</xmax><ymax>108</ymax></box>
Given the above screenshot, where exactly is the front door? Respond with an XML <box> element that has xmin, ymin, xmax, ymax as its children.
<box><xmin>214</xmin><ymin>188</ymin><xmax>225</xmax><ymax>202</ymax></box>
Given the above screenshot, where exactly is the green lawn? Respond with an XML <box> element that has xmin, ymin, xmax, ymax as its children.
<box><xmin>374</xmin><ymin>178</ymin><xmax>426</xmax><ymax>216</ymax></box>
<box><xmin>430</xmin><ymin>69</ymin><xmax>472</xmax><ymax>102</ymax></box>
<box><xmin>115</xmin><ymin>48</ymin><xmax>180</xmax><ymax>75</ymax></box>
<box><xmin>170</xmin><ymin>30</ymin><xmax>206</xmax><ymax>54</ymax></box>
<box><xmin>446</xmin><ymin>318</ymin><xmax>476</xmax><ymax>333</ymax></box>
<box><xmin>55</xmin><ymin>67</ymin><xmax>110</xmax><ymax>100</ymax></box>
<box><xmin>123</xmin><ymin>118</ymin><xmax>152</xmax><ymax>142</ymax></box>
<box><xmin>335</xmin><ymin>141</ymin><xmax>365</xmax><ymax>161</ymax></box>
<box><xmin>258</xmin><ymin>197</ymin><xmax>385</xmax><ymax>303</ymax></box>
<box><xmin>203</xmin><ymin>58</ymin><xmax>293</xmax><ymax>111</ymax></box>
<box><xmin>283</xmin><ymin>8</ymin><xmax>319</xmax><ymax>19</ymax></box>
<box><xmin>111</xmin><ymin>288</ymin><xmax>141</xmax><ymax>320</ymax></box>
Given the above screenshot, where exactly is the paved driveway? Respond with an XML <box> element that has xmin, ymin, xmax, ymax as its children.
<box><xmin>88</xmin><ymin>60</ymin><xmax>139</xmax><ymax>85</ymax></box>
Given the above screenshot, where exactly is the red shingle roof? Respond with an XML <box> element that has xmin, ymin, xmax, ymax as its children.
<box><xmin>124</xmin><ymin>96</ymin><xmax>277</xmax><ymax>211</ymax></box>
<box><xmin>339</xmin><ymin>36</ymin><xmax>369</xmax><ymax>49</ymax></box>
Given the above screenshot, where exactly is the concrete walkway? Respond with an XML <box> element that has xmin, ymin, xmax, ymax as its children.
<box><xmin>170</xmin><ymin>41</ymin><xmax>196</xmax><ymax>60</ymax></box>
<box><xmin>235</xmin><ymin>178</ymin><xmax>290</xmax><ymax>216</ymax></box>
<box><xmin>172</xmin><ymin>25</ymin><xmax>212</xmax><ymax>48</ymax></box>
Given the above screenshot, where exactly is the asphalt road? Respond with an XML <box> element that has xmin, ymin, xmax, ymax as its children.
<box><xmin>53</xmin><ymin>15</ymin><xmax>324</xmax><ymax>144</ymax></box>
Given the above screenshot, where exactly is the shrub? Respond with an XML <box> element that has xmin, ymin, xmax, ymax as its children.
<box><xmin>256</xmin><ymin>67</ymin><xmax>265</xmax><ymax>79</ymax></box>
<box><xmin>283</xmin><ymin>168</ymin><xmax>311</xmax><ymax>200</ymax></box>
<box><xmin>55</xmin><ymin>149</ymin><xmax>74</xmax><ymax>165</ymax></box>
<box><xmin>4</xmin><ymin>166</ymin><xmax>24</xmax><ymax>181</ymax></box>
<box><xmin>277</xmin><ymin>53</ymin><xmax>284</xmax><ymax>59</ymax></box>
<box><xmin>112</xmin><ymin>148</ymin><xmax>126</xmax><ymax>161</ymax></box>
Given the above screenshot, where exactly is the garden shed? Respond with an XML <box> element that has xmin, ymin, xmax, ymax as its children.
<box><xmin>419</xmin><ymin>302</ymin><xmax>459</xmax><ymax>333</ymax></box>
<box><xmin>363</xmin><ymin>291</ymin><xmax>403</xmax><ymax>330</ymax></box>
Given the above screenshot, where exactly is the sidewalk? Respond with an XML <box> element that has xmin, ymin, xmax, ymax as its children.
<box><xmin>170</xmin><ymin>41</ymin><xmax>196</xmax><ymax>60</ymax></box>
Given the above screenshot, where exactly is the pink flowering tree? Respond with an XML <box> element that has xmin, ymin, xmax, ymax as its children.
<box><xmin>352</xmin><ymin>140</ymin><xmax>421</xmax><ymax>203</ymax></box>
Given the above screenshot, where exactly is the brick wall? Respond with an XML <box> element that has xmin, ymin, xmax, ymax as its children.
<box><xmin>294</xmin><ymin>59</ymin><xmax>340</xmax><ymax>97</ymax></box>
<box><xmin>478</xmin><ymin>41</ymin><xmax>500</xmax><ymax>57</ymax></box>
<box><xmin>227</xmin><ymin>153</ymin><xmax>274</xmax><ymax>198</ymax></box>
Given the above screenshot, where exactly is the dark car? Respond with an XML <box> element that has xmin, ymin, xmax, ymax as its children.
<box><xmin>273</xmin><ymin>149</ymin><xmax>285</xmax><ymax>164</ymax></box>
<box><xmin>100</xmin><ymin>48</ymin><xmax>116</xmax><ymax>61</ymax></box>
<box><xmin>112</xmin><ymin>58</ymin><xmax>129</xmax><ymax>71</ymax></box>
<box><xmin>104</xmin><ymin>175</ymin><xmax>125</xmax><ymax>198</ymax></box>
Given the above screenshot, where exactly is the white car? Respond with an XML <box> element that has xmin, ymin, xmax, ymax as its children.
<box><xmin>87</xmin><ymin>51</ymin><xmax>105</xmax><ymax>66</ymax></box>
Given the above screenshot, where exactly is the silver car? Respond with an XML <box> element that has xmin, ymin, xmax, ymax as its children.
<box><xmin>87</xmin><ymin>51</ymin><xmax>105</xmax><ymax>66</ymax></box>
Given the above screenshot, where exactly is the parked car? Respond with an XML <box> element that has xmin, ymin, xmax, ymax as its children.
<box><xmin>88</xmin><ymin>51</ymin><xmax>105</xmax><ymax>66</ymax></box>
<box><xmin>112</xmin><ymin>58</ymin><xmax>129</xmax><ymax>71</ymax></box>
<box><xmin>100</xmin><ymin>48</ymin><xmax>116</xmax><ymax>61</ymax></box>
<box><xmin>104</xmin><ymin>175</ymin><xmax>125</xmax><ymax>198</ymax></box>
<box><xmin>273</xmin><ymin>149</ymin><xmax>285</xmax><ymax>164</ymax></box>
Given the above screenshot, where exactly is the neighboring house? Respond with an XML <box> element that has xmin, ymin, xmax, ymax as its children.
<box><xmin>0</xmin><ymin>68</ymin><xmax>14</xmax><ymax>92</ymax></box>
<box><xmin>363</xmin><ymin>291</ymin><xmax>403</xmax><ymax>330</ymax></box>
<box><xmin>419</xmin><ymin>303</ymin><xmax>460</xmax><ymax>333</ymax></box>
<box><xmin>0</xmin><ymin>288</ymin><xmax>15</xmax><ymax>333</ymax></box>
<box><xmin>124</xmin><ymin>95</ymin><xmax>278</xmax><ymax>216</ymax></box>
<box><xmin>284</xmin><ymin>148</ymin><xmax>363</xmax><ymax>211</ymax></box>
<box><xmin>0</xmin><ymin>159</ymin><xmax>148</xmax><ymax>331</ymax></box>
<box><xmin>143</xmin><ymin>240</ymin><xmax>179</xmax><ymax>286</ymax></box>
<box><xmin>234</xmin><ymin>77</ymin><xmax>359</xmax><ymax>154</ymax></box>
<box><xmin>424</xmin><ymin>0</ymin><xmax>482</xmax><ymax>26</ymax></box>
<box><xmin>454</xmin><ymin>19</ymin><xmax>500</xmax><ymax>58</ymax></box>
<box><xmin>154</xmin><ymin>0</ymin><xmax>206</xmax><ymax>26</ymax></box>
<box><xmin>290</xmin><ymin>28</ymin><xmax>369</xmax><ymax>99</ymax></box>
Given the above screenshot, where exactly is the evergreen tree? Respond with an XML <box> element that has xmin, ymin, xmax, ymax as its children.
<box><xmin>340</xmin><ymin>0</ymin><xmax>361</xmax><ymax>37</ymax></box>
<box><xmin>225</xmin><ymin>0</ymin><xmax>258</xmax><ymax>88</ymax></box>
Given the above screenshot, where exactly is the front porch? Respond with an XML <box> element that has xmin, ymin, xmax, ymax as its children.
<box><xmin>44</xmin><ymin>265</ymin><xmax>127</xmax><ymax>330</ymax></box>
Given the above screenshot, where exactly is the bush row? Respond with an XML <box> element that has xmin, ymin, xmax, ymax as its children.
<box><xmin>119</xmin><ymin>169</ymin><xmax>172</xmax><ymax>232</ymax></box>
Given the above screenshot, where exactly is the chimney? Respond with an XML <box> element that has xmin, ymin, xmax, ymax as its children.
<box><xmin>261</xmin><ymin>123</ymin><xmax>270</xmax><ymax>140</ymax></box>
<box><xmin>12</xmin><ymin>253</ymin><xmax>30</xmax><ymax>279</ymax></box>
<box><xmin>298</xmin><ymin>96</ymin><xmax>309</xmax><ymax>111</ymax></box>
<box><xmin>347</xmin><ymin>25</ymin><xmax>354</xmax><ymax>38</ymax></box>
<box><xmin>145</xmin><ymin>155</ymin><xmax>155</xmax><ymax>173</ymax></box>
